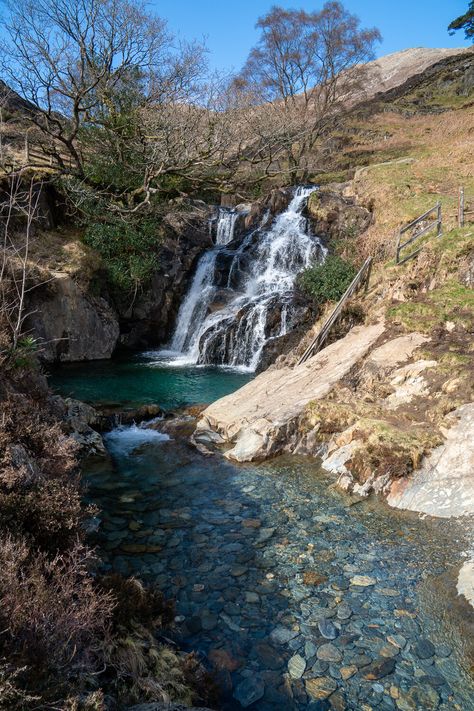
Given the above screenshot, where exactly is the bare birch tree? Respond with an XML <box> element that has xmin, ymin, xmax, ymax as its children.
<box><xmin>0</xmin><ymin>0</ymin><xmax>205</xmax><ymax>176</ymax></box>
<box><xmin>234</xmin><ymin>2</ymin><xmax>381</xmax><ymax>182</ymax></box>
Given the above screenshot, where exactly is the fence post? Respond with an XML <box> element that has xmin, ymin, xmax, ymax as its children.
<box><xmin>364</xmin><ymin>258</ymin><xmax>372</xmax><ymax>293</ymax></box>
<box><xmin>395</xmin><ymin>230</ymin><xmax>401</xmax><ymax>264</ymax></box>
<box><xmin>437</xmin><ymin>201</ymin><xmax>442</xmax><ymax>237</ymax></box>
<box><xmin>459</xmin><ymin>187</ymin><xmax>465</xmax><ymax>228</ymax></box>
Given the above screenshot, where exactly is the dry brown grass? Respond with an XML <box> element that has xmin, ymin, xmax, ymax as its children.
<box><xmin>342</xmin><ymin>106</ymin><xmax>474</xmax><ymax>261</ymax></box>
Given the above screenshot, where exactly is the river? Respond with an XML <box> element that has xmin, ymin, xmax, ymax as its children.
<box><xmin>50</xmin><ymin>357</ymin><xmax>474</xmax><ymax>711</ymax></box>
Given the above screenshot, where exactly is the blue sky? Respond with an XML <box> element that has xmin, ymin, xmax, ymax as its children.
<box><xmin>154</xmin><ymin>0</ymin><xmax>471</xmax><ymax>72</ymax></box>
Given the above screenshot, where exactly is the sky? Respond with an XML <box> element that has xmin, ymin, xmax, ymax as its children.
<box><xmin>153</xmin><ymin>0</ymin><xmax>472</xmax><ymax>72</ymax></box>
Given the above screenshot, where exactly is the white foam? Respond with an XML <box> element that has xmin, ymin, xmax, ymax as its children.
<box><xmin>104</xmin><ymin>424</ymin><xmax>170</xmax><ymax>458</ymax></box>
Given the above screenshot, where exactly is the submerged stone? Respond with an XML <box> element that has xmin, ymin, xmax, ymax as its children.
<box><xmin>288</xmin><ymin>654</ymin><xmax>306</xmax><ymax>678</ymax></box>
<box><xmin>337</xmin><ymin>604</ymin><xmax>352</xmax><ymax>620</ymax></box>
<box><xmin>305</xmin><ymin>676</ymin><xmax>338</xmax><ymax>700</ymax></box>
<box><xmin>317</xmin><ymin>643</ymin><xmax>342</xmax><ymax>663</ymax></box>
<box><xmin>364</xmin><ymin>657</ymin><xmax>396</xmax><ymax>680</ymax></box>
<box><xmin>395</xmin><ymin>685</ymin><xmax>440</xmax><ymax>710</ymax></box>
<box><xmin>270</xmin><ymin>626</ymin><xmax>299</xmax><ymax>645</ymax></box>
<box><xmin>340</xmin><ymin>665</ymin><xmax>357</xmax><ymax>680</ymax></box>
<box><xmin>413</xmin><ymin>638</ymin><xmax>435</xmax><ymax>659</ymax></box>
<box><xmin>233</xmin><ymin>676</ymin><xmax>265</xmax><ymax>708</ymax></box>
<box><xmin>318</xmin><ymin>619</ymin><xmax>338</xmax><ymax>640</ymax></box>
<box><xmin>303</xmin><ymin>571</ymin><xmax>328</xmax><ymax>586</ymax></box>
<box><xmin>350</xmin><ymin>575</ymin><xmax>376</xmax><ymax>587</ymax></box>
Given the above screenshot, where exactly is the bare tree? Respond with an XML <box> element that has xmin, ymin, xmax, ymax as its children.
<box><xmin>0</xmin><ymin>0</ymin><xmax>205</xmax><ymax>176</ymax></box>
<box><xmin>0</xmin><ymin>176</ymin><xmax>42</xmax><ymax>360</ymax></box>
<box><xmin>0</xmin><ymin>88</ymin><xmax>10</xmax><ymax>167</ymax></box>
<box><xmin>234</xmin><ymin>2</ymin><xmax>381</xmax><ymax>182</ymax></box>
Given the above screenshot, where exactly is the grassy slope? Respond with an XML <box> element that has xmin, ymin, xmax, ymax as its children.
<box><xmin>349</xmin><ymin>107</ymin><xmax>474</xmax><ymax>260</ymax></box>
<box><xmin>308</xmin><ymin>52</ymin><xmax>474</xmax><ymax>261</ymax></box>
<box><xmin>297</xmin><ymin>63</ymin><xmax>474</xmax><ymax>489</ymax></box>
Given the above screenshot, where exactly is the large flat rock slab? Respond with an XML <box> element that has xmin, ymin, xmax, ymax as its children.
<box><xmin>195</xmin><ymin>322</ymin><xmax>385</xmax><ymax>461</ymax></box>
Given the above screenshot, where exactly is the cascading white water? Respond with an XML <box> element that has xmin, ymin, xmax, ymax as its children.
<box><xmin>170</xmin><ymin>250</ymin><xmax>218</xmax><ymax>354</ymax></box>
<box><xmin>165</xmin><ymin>187</ymin><xmax>324</xmax><ymax>370</ymax></box>
<box><xmin>169</xmin><ymin>207</ymin><xmax>241</xmax><ymax>356</ymax></box>
<box><xmin>215</xmin><ymin>208</ymin><xmax>240</xmax><ymax>246</ymax></box>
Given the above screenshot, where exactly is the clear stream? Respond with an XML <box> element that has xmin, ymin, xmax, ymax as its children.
<box><xmin>50</xmin><ymin>360</ymin><xmax>474</xmax><ymax>711</ymax></box>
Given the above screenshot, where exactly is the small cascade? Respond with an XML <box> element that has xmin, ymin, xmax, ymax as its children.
<box><xmin>215</xmin><ymin>208</ymin><xmax>240</xmax><ymax>246</ymax></box>
<box><xmin>166</xmin><ymin>186</ymin><xmax>324</xmax><ymax>370</ymax></box>
<box><xmin>170</xmin><ymin>250</ymin><xmax>218</xmax><ymax>354</ymax></box>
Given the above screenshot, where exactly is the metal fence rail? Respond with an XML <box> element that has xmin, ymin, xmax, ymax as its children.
<box><xmin>297</xmin><ymin>256</ymin><xmax>373</xmax><ymax>366</ymax></box>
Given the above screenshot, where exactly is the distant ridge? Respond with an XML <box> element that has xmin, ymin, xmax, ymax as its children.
<box><xmin>363</xmin><ymin>47</ymin><xmax>472</xmax><ymax>97</ymax></box>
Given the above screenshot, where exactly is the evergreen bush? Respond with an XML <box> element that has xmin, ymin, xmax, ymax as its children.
<box><xmin>297</xmin><ymin>254</ymin><xmax>357</xmax><ymax>303</ymax></box>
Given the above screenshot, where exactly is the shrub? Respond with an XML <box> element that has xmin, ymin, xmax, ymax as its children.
<box><xmin>83</xmin><ymin>220</ymin><xmax>159</xmax><ymax>297</ymax></box>
<box><xmin>297</xmin><ymin>254</ymin><xmax>357</xmax><ymax>303</ymax></box>
<box><xmin>0</xmin><ymin>662</ymin><xmax>39</xmax><ymax>711</ymax></box>
<box><xmin>0</xmin><ymin>478</ymin><xmax>87</xmax><ymax>553</ymax></box>
<box><xmin>100</xmin><ymin>574</ymin><xmax>174</xmax><ymax>630</ymax></box>
<box><xmin>0</xmin><ymin>537</ymin><xmax>114</xmax><ymax>679</ymax></box>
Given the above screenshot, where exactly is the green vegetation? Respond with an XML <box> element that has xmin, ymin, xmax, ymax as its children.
<box><xmin>388</xmin><ymin>280</ymin><xmax>474</xmax><ymax>333</ymax></box>
<box><xmin>83</xmin><ymin>220</ymin><xmax>160</xmax><ymax>297</ymax></box>
<box><xmin>449</xmin><ymin>1</ymin><xmax>474</xmax><ymax>40</ymax></box>
<box><xmin>298</xmin><ymin>254</ymin><xmax>357</xmax><ymax>303</ymax></box>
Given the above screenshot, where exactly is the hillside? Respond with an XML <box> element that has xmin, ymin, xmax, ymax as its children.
<box><xmin>359</xmin><ymin>46</ymin><xmax>472</xmax><ymax>100</ymax></box>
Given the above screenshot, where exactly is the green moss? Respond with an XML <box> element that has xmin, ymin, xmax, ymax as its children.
<box><xmin>388</xmin><ymin>279</ymin><xmax>474</xmax><ymax>333</ymax></box>
<box><xmin>438</xmin><ymin>352</ymin><xmax>471</xmax><ymax>367</ymax></box>
<box><xmin>310</xmin><ymin>170</ymin><xmax>350</xmax><ymax>186</ymax></box>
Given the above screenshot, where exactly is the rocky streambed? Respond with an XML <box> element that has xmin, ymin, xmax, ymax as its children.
<box><xmin>48</xmin><ymin>351</ymin><xmax>474</xmax><ymax>711</ymax></box>
<box><xmin>77</xmin><ymin>420</ymin><xmax>474</xmax><ymax>710</ymax></box>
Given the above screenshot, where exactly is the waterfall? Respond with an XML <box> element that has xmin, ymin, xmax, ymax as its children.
<box><xmin>165</xmin><ymin>186</ymin><xmax>324</xmax><ymax>370</ymax></box>
<box><xmin>170</xmin><ymin>250</ymin><xmax>218</xmax><ymax>354</ymax></box>
<box><xmin>215</xmin><ymin>208</ymin><xmax>240</xmax><ymax>246</ymax></box>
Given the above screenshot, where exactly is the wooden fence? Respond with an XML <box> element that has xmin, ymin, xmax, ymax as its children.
<box><xmin>24</xmin><ymin>133</ymin><xmax>73</xmax><ymax>168</ymax></box>
<box><xmin>395</xmin><ymin>202</ymin><xmax>442</xmax><ymax>265</ymax></box>
<box><xmin>0</xmin><ymin>132</ymin><xmax>75</xmax><ymax>171</ymax></box>
<box><xmin>297</xmin><ymin>256</ymin><xmax>373</xmax><ymax>366</ymax></box>
<box><xmin>458</xmin><ymin>186</ymin><xmax>474</xmax><ymax>227</ymax></box>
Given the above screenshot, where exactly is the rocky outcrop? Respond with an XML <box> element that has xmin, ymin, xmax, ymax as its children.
<box><xmin>55</xmin><ymin>397</ymin><xmax>107</xmax><ymax>457</ymax></box>
<box><xmin>356</xmin><ymin>47</ymin><xmax>472</xmax><ymax>105</ymax></box>
<box><xmin>366</xmin><ymin>48</ymin><xmax>474</xmax><ymax>110</ymax></box>
<box><xmin>27</xmin><ymin>272</ymin><xmax>120</xmax><ymax>362</ymax></box>
<box><xmin>386</xmin><ymin>401</ymin><xmax>474</xmax><ymax>611</ymax></box>
<box><xmin>307</xmin><ymin>189</ymin><xmax>372</xmax><ymax>244</ymax></box>
<box><xmin>387</xmin><ymin>403</ymin><xmax>474</xmax><ymax>518</ymax></box>
<box><xmin>118</xmin><ymin>203</ymin><xmax>215</xmax><ymax>349</ymax></box>
<box><xmin>194</xmin><ymin>322</ymin><xmax>385</xmax><ymax>461</ymax></box>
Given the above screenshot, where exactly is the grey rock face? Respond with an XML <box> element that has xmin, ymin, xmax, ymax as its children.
<box><xmin>27</xmin><ymin>273</ymin><xmax>119</xmax><ymax>362</ymax></box>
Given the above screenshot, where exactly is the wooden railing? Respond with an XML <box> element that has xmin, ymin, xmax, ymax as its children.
<box><xmin>0</xmin><ymin>131</ymin><xmax>75</xmax><ymax>171</ymax></box>
<box><xmin>395</xmin><ymin>202</ymin><xmax>442</xmax><ymax>265</ymax></box>
<box><xmin>458</xmin><ymin>186</ymin><xmax>474</xmax><ymax>227</ymax></box>
<box><xmin>24</xmin><ymin>133</ymin><xmax>73</xmax><ymax>168</ymax></box>
<box><xmin>297</xmin><ymin>256</ymin><xmax>373</xmax><ymax>366</ymax></box>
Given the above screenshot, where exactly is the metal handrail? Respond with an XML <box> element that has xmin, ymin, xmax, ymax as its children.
<box><xmin>297</xmin><ymin>256</ymin><xmax>373</xmax><ymax>366</ymax></box>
